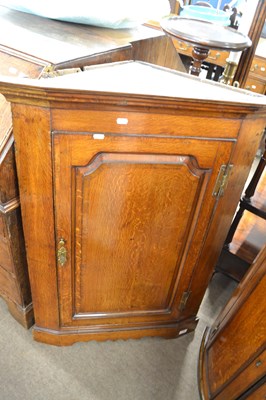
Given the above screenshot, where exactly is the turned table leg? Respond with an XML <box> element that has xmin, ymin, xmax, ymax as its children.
<box><xmin>190</xmin><ymin>46</ymin><xmax>209</xmax><ymax>76</ymax></box>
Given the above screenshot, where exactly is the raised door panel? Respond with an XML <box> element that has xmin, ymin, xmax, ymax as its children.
<box><xmin>75</xmin><ymin>153</ymin><xmax>205</xmax><ymax>316</ymax></box>
<box><xmin>53</xmin><ymin>132</ymin><xmax>233</xmax><ymax>328</ymax></box>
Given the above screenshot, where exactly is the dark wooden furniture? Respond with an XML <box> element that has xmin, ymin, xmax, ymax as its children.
<box><xmin>216</xmin><ymin>135</ymin><xmax>266</xmax><ymax>282</ymax></box>
<box><xmin>0</xmin><ymin>6</ymin><xmax>184</xmax><ymax>327</ymax></box>
<box><xmin>160</xmin><ymin>16</ymin><xmax>251</xmax><ymax>76</ymax></box>
<box><xmin>163</xmin><ymin>1</ymin><xmax>266</xmax><ymax>91</ymax></box>
<box><xmin>145</xmin><ymin>19</ymin><xmax>232</xmax><ymax>74</ymax></box>
<box><xmin>0</xmin><ymin>94</ymin><xmax>34</xmax><ymax>328</ymax></box>
<box><xmin>199</xmin><ymin>244</ymin><xmax>266</xmax><ymax>400</ymax></box>
<box><xmin>226</xmin><ymin>136</ymin><xmax>266</xmax><ymax>243</ymax></box>
<box><xmin>235</xmin><ymin>0</ymin><xmax>266</xmax><ymax>94</ymax></box>
<box><xmin>0</xmin><ymin>60</ymin><xmax>265</xmax><ymax>345</ymax></box>
<box><xmin>0</xmin><ymin>6</ymin><xmax>184</xmax><ymax>74</ymax></box>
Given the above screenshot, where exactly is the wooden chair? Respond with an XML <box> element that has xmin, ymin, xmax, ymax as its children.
<box><xmin>225</xmin><ymin>133</ymin><xmax>266</xmax><ymax>247</ymax></box>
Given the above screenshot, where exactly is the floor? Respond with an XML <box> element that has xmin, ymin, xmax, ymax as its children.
<box><xmin>0</xmin><ymin>272</ymin><xmax>237</xmax><ymax>400</ymax></box>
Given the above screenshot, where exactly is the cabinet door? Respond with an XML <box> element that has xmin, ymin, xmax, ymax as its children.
<box><xmin>53</xmin><ymin>132</ymin><xmax>233</xmax><ymax>328</ymax></box>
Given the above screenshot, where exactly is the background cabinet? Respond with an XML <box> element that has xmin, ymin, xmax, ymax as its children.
<box><xmin>199</xmin><ymin>244</ymin><xmax>266</xmax><ymax>400</ymax></box>
<box><xmin>0</xmin><ymin>95</ymin><xmax>34</xmax><ymax>327</ymax></box>
<box><xmin>245</xmin><ymin>53</ymin><xmax>266</xmax><ymax>94</ymax></box>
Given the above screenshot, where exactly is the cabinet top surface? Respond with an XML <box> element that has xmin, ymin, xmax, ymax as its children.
<box><xmin>36</xmin><ymin>61</ymin><xmax>266</xmax><ymax>106</ymax></box>
<box><xmin>0</xmin><ymin>61</ymin><xmax>266</xmax><ymax>109</ymax></box>
<box><xmin>0</xmin><ymin>6</ymin><xmax>163</xmax><ymax>65</ymax></box>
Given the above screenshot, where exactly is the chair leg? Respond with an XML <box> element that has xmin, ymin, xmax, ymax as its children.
<box><xmin>224</xmin><ymin>205</ymin><xmax>245</xmax><ymax>248</ymax></box>
<box><xmin>244</xmin><ymin>136</ymin><xmax>266</xmax><ymax>200</ymax></box>
<box><xmin>224</xmin><ymin>133</ymin><xmax>266</xmax><ymax>248</ymax></box>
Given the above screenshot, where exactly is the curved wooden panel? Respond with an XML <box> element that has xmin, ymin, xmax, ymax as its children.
<box><xmin>73</xmin><ymin>152</ymin><xmax>209</xmax><ymax>317</ymax></box>
<box><xmin>199</xmin><ymin>245</ymin><xmax>266</xmax><ymax>400</ymax></box>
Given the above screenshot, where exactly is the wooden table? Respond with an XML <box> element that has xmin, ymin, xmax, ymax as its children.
<box><xmin>161</xmin><ymin>16</ymin><xmax>252</xmax><ymax>76</ymax></box>
<box><xmin>0</xmin><ymin>6</ymin><xmax>185</xmax><ymax>72</ymax></box>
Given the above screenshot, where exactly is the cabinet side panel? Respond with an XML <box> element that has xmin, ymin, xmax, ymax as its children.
<box><xmin>6</xmin><ymin>207</ymin><xmax>31</xmax><ymax>306</ymax></box>
<box><xmin>0</xmin><ymin>213</ymin><xmax>14</xmax><ymax>273</ymax></box>
<box><xmin>132</xmin><ymin>35</ymin><xmax>186</xmax><ymax>73</ymax></box>
<box><xmin>11</xmin><ymin>104</ymin><xmax>59</xmax><ymax>329</ymax></box>
<box><xmin>0</xmin><ymin>94</ymin><xmax>12</xmax><ymax>146</ymax></box>
<box><xmin>0</xmin><ymin>138</ymin><xmax>19</xmax><ymax>203</ymax></box>
<box><xmin>186</xmin><ymin>118</ymin><xmax>266</xmax><ymax>316</ymax></box>
<box><xmin>0</xmin><ymin>266</ymin><xmax>21</xmax><ymax>304</ymax></box>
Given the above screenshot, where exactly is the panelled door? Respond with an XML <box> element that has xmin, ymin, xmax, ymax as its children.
<box><xmin>52</xmin><ymin>131</ymin><xmax>233</xmax><ymax>329</ymax></box>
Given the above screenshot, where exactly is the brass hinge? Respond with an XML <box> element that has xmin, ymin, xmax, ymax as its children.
<box><xmin>212</xmin><ymin>164</ymin><xmax>233</xmax><ymax>198</ymax></box>
<box><xmin>41</xmin><ymin>65</ymin><xmax>82</xmax><ymax>78</ymax></box>
<box><xmin>179</xmin><ymin>291</ymin><xmax>191</xmax><ymax>311</ymax></box>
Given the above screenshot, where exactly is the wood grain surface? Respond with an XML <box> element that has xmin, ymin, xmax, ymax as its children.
<box><xmin>0</xmin><ymin>61</ymin><xmax>265</xmax><ymax>344</ymax></box>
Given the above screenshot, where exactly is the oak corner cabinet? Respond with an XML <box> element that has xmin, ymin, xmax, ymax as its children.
<box><xmin>0</xmin><ymin>61</ymin><xmax>265</xmax><ymax>346</ymax></box>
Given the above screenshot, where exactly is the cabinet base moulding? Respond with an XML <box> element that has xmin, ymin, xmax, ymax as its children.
<box><xmin>33</xmin><ymin>317</ymin><xmax>199</xmax><ymax>346</ymax></box>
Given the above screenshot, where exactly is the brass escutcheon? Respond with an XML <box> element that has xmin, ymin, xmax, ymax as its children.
<box><xmin>57</xmin><ymin>238</ymin><xmax>67</xmax><ymax>266</ymax></box>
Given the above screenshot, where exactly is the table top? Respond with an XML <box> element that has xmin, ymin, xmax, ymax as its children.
<box><xmin>0</xmin><ymin>6</ymin><xmax>163</xmax><ymax>66</ymax></box>
<box><xmin>160</xmin><ymin>16</ymin><xmax>252</xmax><ymax>52</ymax></box>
